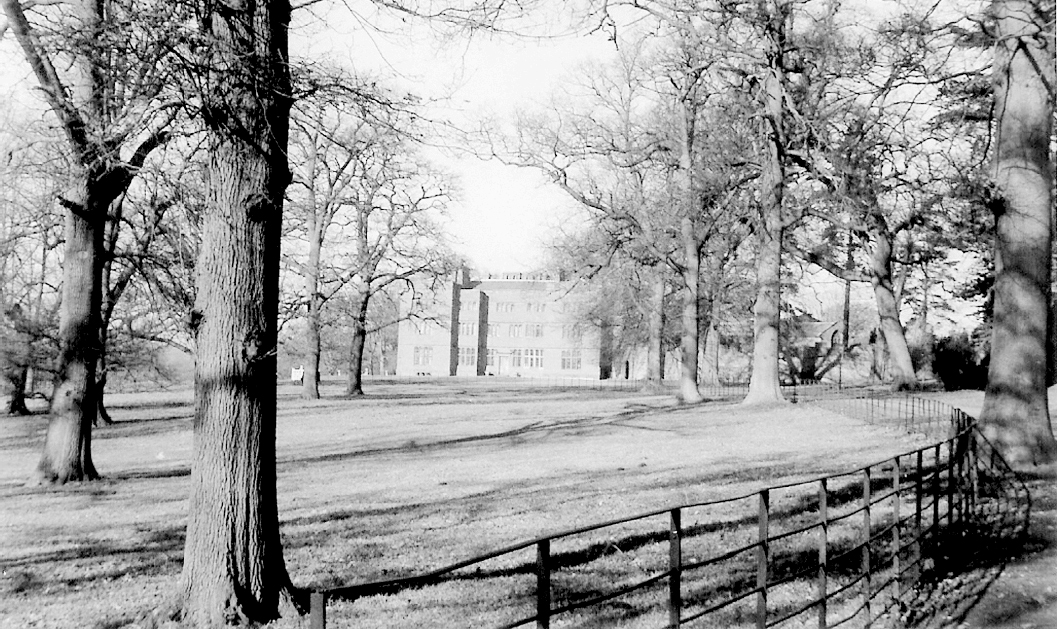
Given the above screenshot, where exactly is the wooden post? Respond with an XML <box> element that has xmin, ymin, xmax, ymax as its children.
<box><xmin>537</xmin><ymin>540</ymin><xmax>551</xmax><ymax>629</ymax></box>
<box><xmin>862</xmin><ymin>467</ymin><xmax>872</xmax><ymax>628</ymax></box>
<box><xmin>757</xmin><ymin>490</ymin><xmax>770</xmax><ymax>629</ymax></box>
<box><xmin>892</xmin><ymin>457</ymin><xmax>901</xmax><ymax>600</ymax></box>
<box><xmin>670</xmin><ymin>508</ymin><xmax>682</xmax><ymax>628</ymax></box>
<box><xmin>310</xmin><ymin>591</ymin><xmax>326</xmax><ymax>629</ymax></box>
<box><xmin>932</xmin><ymin>445</ymin><xmax>941</xmax><ymax>538</ymax></box>
<box><xmin>947</xmin><ymin>440</ymin><xmax>956</xmax><ymax>530</ymax></box>
<box><xmin>968</xmin><ymin>430</ymin><xmax>979</xmax><ymax>514</ymax></box>
<box><xmin>912</xmin><ymin>450</ymin><xmax>923</xmax><ymax>582</ymax></box>
<box><xmin>818</xmin><ymin>479</ymin><xmax>828</xmax><ymax>629</ymax></box>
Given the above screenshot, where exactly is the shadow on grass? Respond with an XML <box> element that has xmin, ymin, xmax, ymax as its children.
<box><xmin>280</xmin><ymin>403</ymin><xmax>672</xmax><ymax>468</ymax></box>
<box><xmin>0</xmin><ymin>523</ymin><xmax>186</xmax><ymax>597</ymax></box>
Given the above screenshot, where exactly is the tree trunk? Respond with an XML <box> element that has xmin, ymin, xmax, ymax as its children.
<box><xmin>4</xmin><ymin>304</ymin><xmax>32</xmax><ymax>415</ymax></box>
<box><xmin>34</xmin><ymin>174</ymin><xmax>103</xmax><ymax>484</ymax></box>
<box><xmin>644</xmin><ymin>267</ymin><xmax>665</xmax><ymax>389</ymax></box>
<box><xmin>678</xmin><ymin>218</ymin><xmax>703</xmax><ymax>403</ymax></box>
<box><xmin>866</xmin><ymin>219</ymin><xmax>918</xmax><ymax>390</ymax></box>
<box><xmin>675</xmin><ymin>84</ymin><xmax>702</xmax><ymax>404</ymax></box>
<box><xmin>7</xmin><ymin>365</ymin><xmax>30</xmax><ymax>415</ymax></box>
<box><xmin>178</xmin><ymin>0</ymin><xmax>300</xmax><ymax>624</ymax></box>
<box><xmin>981</xmin><ymin>0</ymin><xmax>1057</xmax><ymax>467</ymax></box>
<box><xmin>744</xmin><ymin>4</ymin><xmax>788</xmax><ymax>405</ymax></box>
<box><xmin>699</xmin><ymin>290</ymin><xmax>720</xmax><ymax>386</ymax></box>
<box><xmin>745</xmin><ymin>219</ymin><xmax>785</xmax><ymax>404</ymax></box>
<box><xmin>345</xmin><ymin>294</ymin><xmax>369</xmax><ymax>396</ymax></box>
<box><xmin>95</xmin><ymin>330</ymin><xmax>113</xmax><ymax>425</ymax></box>
<box><xmin>302</xmin><ymin>214</ymin><xmax>322</xmax><ymax>400</ymax></box>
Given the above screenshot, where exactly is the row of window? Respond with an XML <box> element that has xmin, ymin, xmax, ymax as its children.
<box><xmin>417</xmin><ymin>346</ymin><xmax>583</xmax><ymax>370</ymax></box>
<box><xmin>448</xmin><ymin>323</ymin><xmax>584</xmax><ymax>339</ymax></box>
<box><xmin>463</xmin><ymin>301</ymin><xmax>552</xmax><ymax>314</ymax></box>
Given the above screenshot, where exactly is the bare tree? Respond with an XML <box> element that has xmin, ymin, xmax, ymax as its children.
<box><xmin>2</xmin><ymin>0</ymin><xmax>181</xmax><ymax>482</ymax></box>
<box><xmin>980</xmin><ymin>0</ymin><xmax>1057</xmax><ymax>466</ymax></box>
<box><xmin>285</xmin><ymin>91</ymin><xmax>457</xmax><ymax>398</ymax></box>
<box><xmin>0</xmin><ymin>125</ymin><xmax>64</xmax><ymax>413</ymax></box>
<box><xmin>174</xmin><ymin>0</ymin><xmax>302</xmax><ymax>622</ymax></box>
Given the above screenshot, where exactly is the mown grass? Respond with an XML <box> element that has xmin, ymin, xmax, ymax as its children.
<box><xmin>1</xmin><ymin>379</ymin><xmax>941</xmax><ymax>629</ymax></box>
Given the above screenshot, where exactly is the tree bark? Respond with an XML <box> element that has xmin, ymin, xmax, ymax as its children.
<box><xmin>35</xmin><ymin>171</ymin><xmax>104</xmax><ymax>483</ymax></box>
<box><xmin>745</xmin><ymin>217</ymin><xmax>785</xmax><ymax>404</ymax></box>
<box><xmin>4</xmin><ymin>304</ymin><xmax>33</xmax><ymax>415</ymax></box>
<box><xmin>178</xmin><ymin>0</ymin><xmax>300</xmax><ymax>624</ymax></box>
<box><xmin>744</xmin><ymin>19</ymin><xmax>787</xmax><ymax>406</ymax></box>
<box><xmin>866</xmin><ymin>221</ymin><xmax>918</xmax><ymax>390</ymax></box>
<box><xmin>645</xmin><ymin>268</ymin><xmax>665</xmax><ymax>389</ymax></box>
<box><xmin>346</xmin><ymin>294</ymin><xmax>369</xmax><ymax>396</ymax></box>
<box><xmin>981</xmin><ymin>0</ymin><xmax>1057</xmax><ymax>467</ymax></box>
<box><xmin>678</xmin><ymin>218</ymin><xmax>703</xmax><ymax>403</ymax></box>
<box><xmin>302</xmin><ymin>211</ymin><xmax>322</xmax><ymax>400</ymax></box>
<box><xmin>6</xmin><ymin>365</ymin><xmax>31</xmax><ymax>415</ymax></box>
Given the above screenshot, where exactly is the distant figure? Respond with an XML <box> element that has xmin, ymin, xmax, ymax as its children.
<box><xmin>291</xmin><ymin>365</ymin><xmax>304</xmax><ymax>385</ymax></box>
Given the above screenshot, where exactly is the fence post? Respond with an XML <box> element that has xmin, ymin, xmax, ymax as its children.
<box><xmin>956</xmin><ymin>432</ymin><xmax>966</xmax><ymax>528</ymax></box>
<box><xmin>892</xmin><ymin>456</ymin><xmax>901</xmax><ymax>601</ymax></box>
<box><xmin>910</xmin><ymin>449</ymin><xmax>923</xmax><ymax>585</ymax></box>
<box><xmin>818</xmin><ymin>479</ymin><xmax>828</xmax><ymax>629</ymax></box>
<box><xmin>670</xmin><ymin>508</ymin><xmax>682</xmax><ymax>628</ymax></box>
<box><xmin>310</xmin><ymin>591</ymin><xmax>326</xmax><ymax>629</ymax></box>
<box><xmin>757</xmin><ymin>490</ymin><xmax>770</xmax><ymax>629</ymax></box>
<box><xmin>969</xmin><ymin>429</ymin><xmax>980</xmax><ymax>515</ymax></box>
<box><xmin>862</xmin><ymin>467</ymin><xmax>872</xmax><ymax>628</ymax></box>
<box><xmin>947</xmin><ymin>439</ymin><xmax>957</xmax><ymax>532</ymax></box>
<box><xmin>537</xmin><ymin>540</ymin><xmax>551</xmax><ymax>629</ymax></box>
<box><xmin>932</xmin><ymin>444</ymin><xmax>941</xmax><ymax>540</ymax></box>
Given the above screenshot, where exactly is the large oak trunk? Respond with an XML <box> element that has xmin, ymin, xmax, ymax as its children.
<box><xmin>179</xmin><ymin>0</ymin><xmax>299</xmax><ymax>624</ymax></box>
<box><xmin>866</xmin><ymin>217</ymin><xmax>917</xmax><ymax>390</ymax></box>
<box><xmin>345</xmin><ymin>295</ymin><xmax>369</xmax><ymax>396</ymax></box>
<box><xmin>744</xmin><ymin>219</ymin><xmax>784</xmax><ymax>404</ymax></box>
<box><xmin>980</xmin><ymin>0</ymin><xmax>1057</xmax><ymax>467</ymax></box>
<box><xmin>678</xmin><ymin>218</ymin><xmax>703</xmax><ymax>403</ymax></box>
<box><xmin>745</xmin><ymin>46</ymin><xmax>786</xmax><ymax>406</ymax></box>
<box><xmin>35</xmin><ymin>176</ymin><xmax>103</xmax><ymax>483</ymax></box>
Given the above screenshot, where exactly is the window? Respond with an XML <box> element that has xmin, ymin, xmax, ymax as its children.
<box><xmin>526</xmin><ymin>302</ymin><xmax>546</xmax><ymax>313</ymax></box>
<box><xmin>561</xmin><ymin>349</ymin><xmax>582</xmax><ymax>370</ymax></box>
<box><xmin>486</xmin><ymin>349</ymin><xmax>497</xmax><ymax>367</ymax></box>
<box><xmin>561</xmin><ymin>325</ymin><xmax>582</xmax><ymax>340</ymax></box>
<box><xmin>458</xmin><ymin>347</ymin><xmax>476</xmax><ymax>367</ymax></box>
<box><xmin>526</xmin><ymin>323</ymin><xmax>544</xmax><ymax>338</ymax></box>
<box><xmin>509</xmin><ymin>324</ymin><xmax>523</xmax><ymax>338</ymax></box>
<box><xmin>524</xmin><ymin>349</ymin><xmax>544</xmax><ymax>368</ymax></box>
<box><xmin>413</xmin><ymin>346</ymin><xmax>433</xmax><ymax>366</ymax></box>
<box><xmin>461</xmin><ymin>300</ymin><xmax>478</xmax><ymax>313</ymax></box>
<box><xmin>487</xmin><ymin>324</ymin><xmax>499</xmax><ymax>337</ymax></box>
<box><xmin>494</xmin><ymin>302</ymin><xmax>515</xmax><ymax>313</ymax></box>
<box><xmin>459</xmin><ymin>322</ymin><xmax>476</xmax><ymax>336</ymax></box>
<box><xmin>511</xmin><ymin>349</ymin><xmax>522</xmax><ymax>367</ymax></box>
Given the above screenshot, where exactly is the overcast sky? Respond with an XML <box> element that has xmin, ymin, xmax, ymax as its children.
<box><xmin>291</xmin><ymin>2</ymin><xmax>617</xmax><ymax>275</ymax></box>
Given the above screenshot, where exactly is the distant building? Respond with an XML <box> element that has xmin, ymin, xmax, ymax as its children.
<box><xmin>395</xmin><ymin>271</ymin><xmax>606</xmax><ymax>378</ymax></box>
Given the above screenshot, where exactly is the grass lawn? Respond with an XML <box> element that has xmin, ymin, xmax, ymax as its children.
<box><xmin>1</xmin><ymin>380</ymin><xmax>951</xmax><ymax>628</ymax></box>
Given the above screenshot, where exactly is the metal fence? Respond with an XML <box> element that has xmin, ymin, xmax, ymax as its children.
<box><xmin>305</xmin><ymin>394</ymin><xmax>1029</xmax><ymax>629</ymax></box>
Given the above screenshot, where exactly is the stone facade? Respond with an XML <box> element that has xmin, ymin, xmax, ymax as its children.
<box><xmin>395</xmin><ymin>272</ymin><xmax>604</xmax><ymax>378</ymax></box>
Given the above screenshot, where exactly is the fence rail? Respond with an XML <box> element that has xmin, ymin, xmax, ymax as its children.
<box><xmin>306</xmin><ymin>392</ymin><xmax>1029</xmax><ymax>628</ymax></box>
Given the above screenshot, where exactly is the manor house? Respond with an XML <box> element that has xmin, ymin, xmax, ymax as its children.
<box><xmin>394</xmin><ymin>271</ymin><xmax>605</xmax><ymax>378</ymax></box>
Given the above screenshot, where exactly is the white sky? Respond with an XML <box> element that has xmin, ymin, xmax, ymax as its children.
<box><xmin>291</xmin><ymin>3</ymin><xmax>616</xmax><ymax>275</ymax></box>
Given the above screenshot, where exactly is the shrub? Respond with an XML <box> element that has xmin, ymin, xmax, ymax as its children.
<box><xmin>933</xmin><ymin>332</ymin><xmax>988</xmax><ymax>391</ymax></box>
